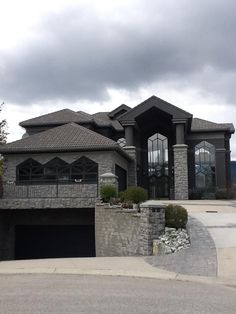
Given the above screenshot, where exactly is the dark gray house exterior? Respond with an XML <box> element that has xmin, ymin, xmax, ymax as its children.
<box><xmin>0</xmin><ymin>95</ymin><xmax>234</xmax><ymax>260</ymax></box>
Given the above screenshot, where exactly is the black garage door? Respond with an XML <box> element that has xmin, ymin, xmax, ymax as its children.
<box><xmin>15</xmin><ymin>225</ymin><xmax>95</xmax><ymax>260</ymax></box>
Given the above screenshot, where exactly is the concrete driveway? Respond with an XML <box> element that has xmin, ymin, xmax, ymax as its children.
<box><xmin>161</xmin><ymin>200</ymin><xmax>236</xmax><ymax>281</ymax></box>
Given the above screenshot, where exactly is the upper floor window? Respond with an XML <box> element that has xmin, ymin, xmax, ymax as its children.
<box><xmin>17</xmin><ymin>158</ymin><xmax>44</xmax><ymax>182</ymax></box>
<box><xmin>71</xmin><ymin>157</ymin><xmax>98</xmax><ymax>183</ymax></box>
<box><xmin>44</xmin><ymin>157</ymin><xmax>70</xmax><ymax>182</ymax></box>
<box><xmin>16</xmin><ymin>156</ymin><xmax>98</xmax><ymax>184</ymax></box>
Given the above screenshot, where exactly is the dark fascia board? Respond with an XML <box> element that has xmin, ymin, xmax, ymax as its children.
<box><xmin>0</xmin><ymin>146</ymin><xmax>133</xmax><ymax>161</ymax></box>
<box><xmin>191</xmin><ymin>127</ymin><xmax>235</xmax><ymax>134</ymax></box>
<box><xmin>118</xmin><ymin>95</ymin><xmax>192</xmax><ymax>122</ymax></box>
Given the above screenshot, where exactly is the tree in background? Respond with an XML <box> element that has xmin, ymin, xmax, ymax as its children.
<box><xmin>0</xmin><ymin>102</ymin><xmax>8</xmax><ymax>179</ymax></box>
<box><xmin>0</xmin><ymin>102</ymin><xmax>7</xmax><ymax>145</ymax></box>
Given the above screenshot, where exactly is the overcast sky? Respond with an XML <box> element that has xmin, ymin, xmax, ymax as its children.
<box><xmin>0</xmin><ymin>0</ymin><xmax>236</xmax><ymax>158</ymax></box>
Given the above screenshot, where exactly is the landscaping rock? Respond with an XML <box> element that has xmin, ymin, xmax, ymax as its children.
<box><xmin>154</xmin><ymin>227</ymin><xmax>190</xmax><ymax>255</ymax></box>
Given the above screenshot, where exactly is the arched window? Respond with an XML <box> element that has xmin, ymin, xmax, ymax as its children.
<box><xmin>17</xmin><ymin>158</ymin><xmax>43</xmax><ymax>182</ymax></box>
<box><xmin>44</xmin><ymin>157</ymin><xmax>70</xmax><ymax>182</ymax></box>
<box><xmin>71</xmin><ymin>157</ymin><xmax>98</xmax><ymax>183</ymax></box>
<box><xmin>195</xmin><ymin>141</ymin><xmax>216</xmax><ymax>191</ymax></box>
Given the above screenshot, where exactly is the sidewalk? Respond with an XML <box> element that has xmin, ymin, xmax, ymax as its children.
<box><xmin>0</xmin><ymin>254</ymin><xmax>235</xmax><ymax>287</ymax></box>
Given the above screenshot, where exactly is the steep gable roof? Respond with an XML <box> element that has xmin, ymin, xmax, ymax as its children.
<box><xmin>20</xmin><ymin>109</ymin><xmax>92</xmax><ymax>127</ymax></box>
<box><xmin>0</xmin><ymin>123</ymin><xmax>130</xmax><ymax>157</ymax></box>
<box><xmin>108</xmin><ymin>104</ymin><xmax>131</xmax><ymax>119</ymax></box>
<box><xmin>191</xmin><ymin>118</ymin><xmax>235</xmax><ymax>133</ymax></box>
<box><xmin>119</xmin><ymin>95</ymin><xmax>192</xmax><ymax>122</ymax></box>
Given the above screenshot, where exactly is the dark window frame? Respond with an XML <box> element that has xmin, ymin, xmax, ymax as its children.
<box><xmin>194</xmin><ymin>141</ymin><xmax>216</xmax><ymax>192</ymax></box>
<box><xmin>16</xmin><ymin>158</ymin><xmax>44</xmax><ymax>183</ymax></box>
<box><xmin>16</xmin><ymin>156</ymin><xmax>98</xmax><ymax>185</ymax></box>
<box><xmin>71</xmin><ymin>156</ymin><xmax>98</xmax><ymax>184</ymax></box>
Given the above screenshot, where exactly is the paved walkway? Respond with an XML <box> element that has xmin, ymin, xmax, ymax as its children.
<box><xmin>145</xmin><ymin>216</ymin><xmax>217</xmax><ymax>276</ymax></box>
<box><xmin>147</xmin><ymin>200</ymin><xmax>236</xmax><ymax>281</ymax></box>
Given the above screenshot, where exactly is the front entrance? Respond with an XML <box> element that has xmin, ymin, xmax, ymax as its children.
<box><xmin>15</xmin><ymin>225</ymin><xmax>95</xmax><ymax>259</ymax></box>
<box><xmin>148</xmin><ymin>133</ymin><xmax>169</xmax><ymax>199</ymax></box>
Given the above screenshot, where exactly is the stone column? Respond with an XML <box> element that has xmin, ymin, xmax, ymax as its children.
<box><xmin>225</xmin><ymin>134</ymin><xmax>231</xmax><ymax>189</ymax></box>
<box><xmin>175</xmin><ymin>123</ymin><xmax>185</xmax><ymax>144</ymax></box>
<box><xmin>122</xmin><ymin>121</ymin><xmax>135</xmax><ymax>146</ymax></box>
<box><xmin>215</xmin><ymin>149</ymin><xmax>227</xmax><ymax>189</ymax></box>
<box><xmin>139</xmin><ymin>203</ymin><xmax>165</xmax><ymax>255</ymax></box>
<box><xmin>173</xmin><ymin>144</ymin><xmax>189</xmax><ymax>200</ymax></box>
<box><xmin>123</xmin><ymin>146</ymin><xmax>137</xmax><ymax>186</ymax></box>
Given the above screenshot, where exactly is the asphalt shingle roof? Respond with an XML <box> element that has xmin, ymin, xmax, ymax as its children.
<box><xmin>20</xmin><ymin>108</ymin><xmax>124</xmax><ymax>132</ymax></box>
<box><xmin>191</xmin><ymin>118</ymin><xmax>234</xmax><ymax>133</ymax></box>
<box><xmin>92</xmin><ymin>112</ymin><xmax>124</xmax><ymax>131</ymax></box>
<box><xmin>0</xmin><ymin>123</ymin><xmax>127</xmax><ymax>154</ymax></box>
<box><xmin>19</xmin><ymin>109</ymin><xmax>92</xmax><ymax>127</ymax></box>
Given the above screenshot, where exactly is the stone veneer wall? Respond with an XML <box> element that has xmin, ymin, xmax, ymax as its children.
<box><xmin>3</xmin><ymin>183</ymin><xmax>97</xmax><ymax>199</ymax></box>
<box><xmin>173</xmin><ymin>144</ymin><xmax>189</xmax><ymax>200</ymax></box>
<box><xmin>1</xmin><ymin>151</ymin><xmax>129</xmax><ymax>206</ymax></box>
<box><xmin>95</xmin><ymin>203</ymin><xmax>165</xmax><ymax>256</ymax></box>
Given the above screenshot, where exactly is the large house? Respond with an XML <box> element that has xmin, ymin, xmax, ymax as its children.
<box><xmin>0</xmin><ymin>95</ymin><xmax>234</xmax><ymax>260</ymax></box>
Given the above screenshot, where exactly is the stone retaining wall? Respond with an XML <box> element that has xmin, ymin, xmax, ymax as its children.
<box><xmin>2</xmin><ymin>183</ymin><xmax>97</xmax><ymax>199</ymax></box>
<box><xmin>95</xmin><ymin>202</ymin><xmax>165</xmax><ymax>256</ymax></box>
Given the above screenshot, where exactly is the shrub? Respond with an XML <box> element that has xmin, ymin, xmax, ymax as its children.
<box><xmin>165</xmin><ymin>204</ymin><xmax>188</xmax><ymax>229</ymax></box>
<box><xmin>118</xmin><ymin>191</ymin><xmax>125</xmax><ymax>202</ymax></box>
<box><xmin>123</xmin><ymin>186</ymin><xmax>148</xmax><ymax>204</ymax></box>
<box><xmin>100</xmin><ymin>185</ymin><xmax>117</xmax><ymax>203</ymax></box>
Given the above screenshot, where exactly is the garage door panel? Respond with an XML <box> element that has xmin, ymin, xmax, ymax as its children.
<box><xmin>15</xmin><ymin>225</ymin><xmax>95</xmax><ymax>259</ymax></box>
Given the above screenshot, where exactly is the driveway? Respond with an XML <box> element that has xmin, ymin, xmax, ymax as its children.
<box><xmin>163</xmin><ymin>200</ymin><xmax>236</xmax><ymax>281</ymax></box>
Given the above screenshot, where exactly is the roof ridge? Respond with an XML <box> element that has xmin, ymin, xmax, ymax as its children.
<box><xmin>76</xmin><ymin>110</ymin><xmax>93</xmax><ymax>119</ymax></box>
<box><xmin>19</xmin><ymin>108</ymin><xmax>92</xmax><ymax>127</ymax></box>
<box><xmin>150</xmin><ymin>95</ymin><xmax>192</xmax><ymax>116</ymax></box>
<box><xmin>19</xmin><ymin>108</ymin><xmax>74</xmax><ymax>124</ymax></box>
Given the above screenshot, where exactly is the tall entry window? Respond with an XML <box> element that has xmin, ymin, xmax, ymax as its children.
<box><xmin>148</xmin><ymin>133</ymin><xmax>169</xmax><ymax>198</ymax></box>
<box><xmin>195</xmin><ymin>141</ymin><xmax>216</xmax><ymax>191</ymax></box>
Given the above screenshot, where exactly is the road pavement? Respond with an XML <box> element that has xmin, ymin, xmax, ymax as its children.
<box><xmin>0</xmin><ymin>274</ymin><xmax>236</xmax><ymax>314</ymax></box>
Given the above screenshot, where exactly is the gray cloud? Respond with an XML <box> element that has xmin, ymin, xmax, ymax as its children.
<box><xmin>1</xmin><ymin>0</ymin><xmax>236</xmax><ymax>105</ymax></box>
